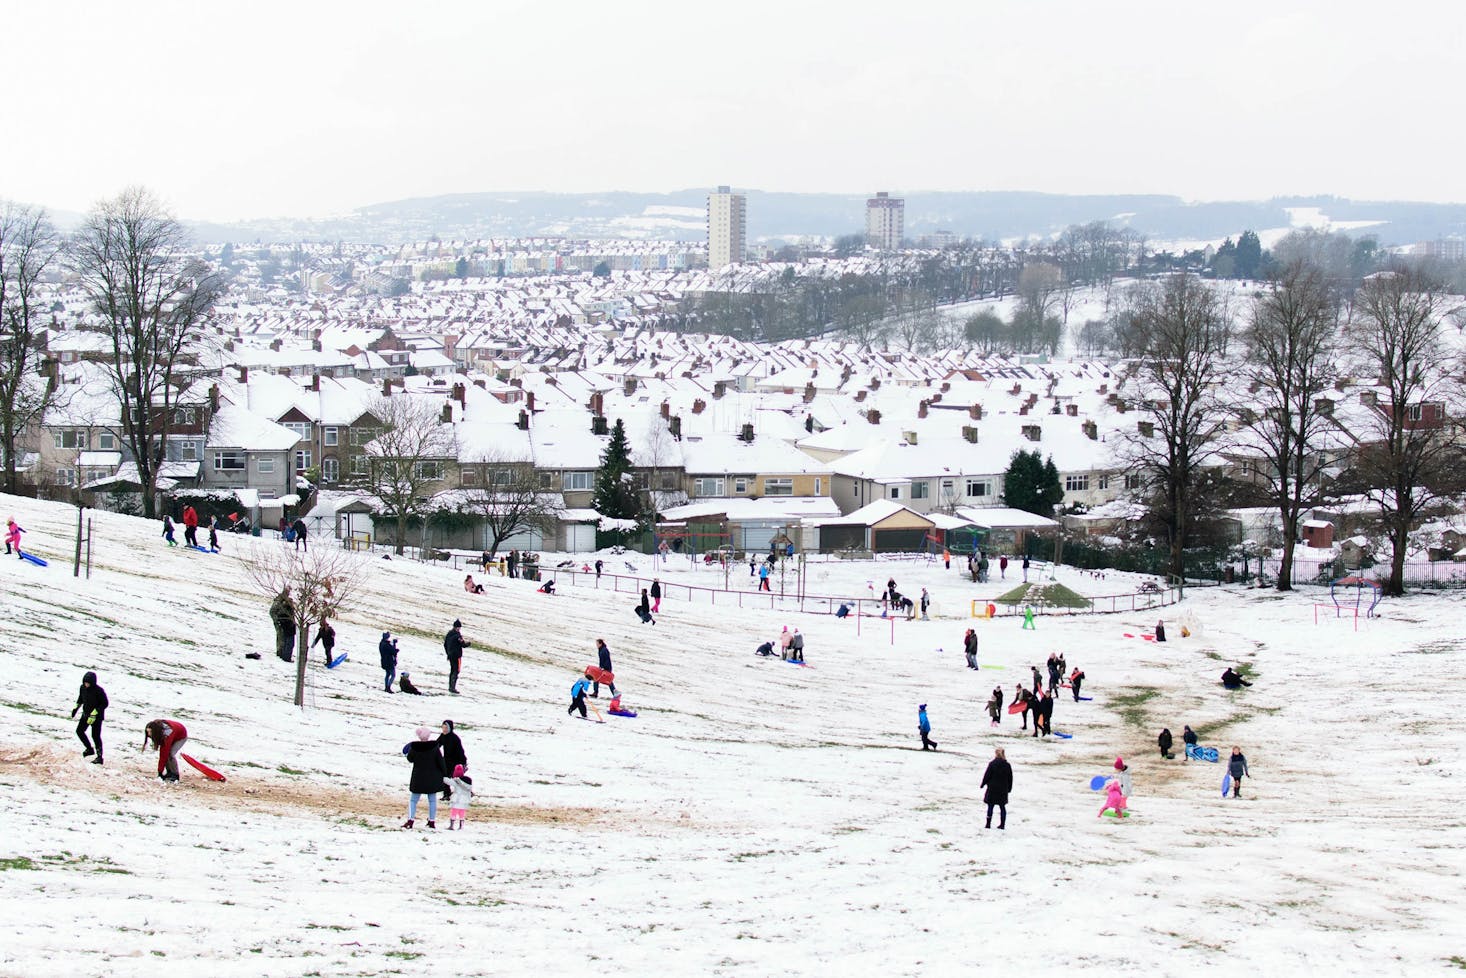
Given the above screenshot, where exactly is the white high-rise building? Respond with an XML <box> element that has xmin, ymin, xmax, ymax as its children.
<box><xmin>866</xmin><ymin>191</ymin><xmax>904</xmax><ymax>251</ymax></box>
<box><xmin>707</xmin><ymin>185</ymin><xmax>747</xmax><ymax>269</ymax></box>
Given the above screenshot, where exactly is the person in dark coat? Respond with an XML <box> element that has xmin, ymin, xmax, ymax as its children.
<box><xmin>312</xmin><ymin>618</ymin><xmax>336</xmax><ymax>664</ymax></box>
<box><xmin>592</xmin><ymin>638</ymin><xmax>617</xmax><ymax>697</ymax></box>
<box><xmin>1182</xmin><ymin>725</ymin><xmax>1198</xmax><ymax>760</ymax></box>
<box><xmin>1155</xmin><ymin>620</ymin><xmax>1167</xmax><ymax>642</ymax></box>
<box><xmin>438</xmin><ymin>720</ymin><xmax>467</xmax><ymax>802</ymax></box>
<box><xmin>1221</xmin><ymin>667</ymin><xmax>1252</xmax><ymax>689</ymax></box>
<box><xmin>1069</xmin><ymin>667</ymin><xmax>1085</xmax><ymax>702</ymax></box>
<box><xmin>987</xmin><ymin>686</ymin><xmax>1004</xmax><ymax>726</ymax></box>
<box><xmin>399</xmin><ymin>672</ymin><xmax>422</xmax><ymax>694</ymax></box>
<box><xmin>635</xmin><ymin>589</ymin><xmax>655</xmax><ymax>624</ymax></box>
<box><xmin>292</xmin><ymin>517</ymin><xmax>308</xmax><ymax>552</ymax></box>
<box><xmin>70</xmin><ymin>670</ymin><xmax>108</xmax><ymax>764</ymax></box>
<box><xmin>1034</xmin><ymin>689</ymin><xmax>1054</xmax><ymax>737</ymax></box>
<box><xmin>1022</xmin><ymin>554</ymin><xmax>1031</xmax><ymax>582</ymax></box>
<box><xmin>1228</xmin><ymin>746</ymin><xmax>1250</xmax><ymax>798</ymax></box>
<box><xmin>963</xmin><ymin>629</ymin><xmax>979</xmax><ymax>670</ymax></box>
<box><xmin>594</xmin><ymin>558</ymin><xmax>603</xmax><ymax>580</ymax></box>
<box><xmin>981</xmin><ymin>747</ymin><xmax>1013</xmax><ymax>829</ymax></box>
<box><xmin>379</xmin><ymin>632</ymin><xmax>398</xmax><ymax>692</ymax></box>
<box><xmin>443</xmin><ymin>619</ymin><xmax>469</xmax><ymax>694</ymax></box>
<box><xmin>208</xmin><ymin>516</ymin><xmax>221</xmax><ymax>553</ymax></box>
<box><xmin>402</xmin><ymin>727</ymin><xmax>446</xmax><ymax>828</ymax></box>
<box><xmin>650</xmin><ymin>578</ymin><xmax>662</xmax><ymax>613</ymax></box>
<box><xmin>1015</xmin><ymin>685</ymin><xmax>1031</xmax><ymax>731</ymax></box>
<box><xmin>1158</xmin><ymin>728</ymin><xmax>1174</xmax><ymax>759</ymax></box>
<box><xmin>270</xmin><ymin>588</ymin><xmax>296</xmax><ymax>662</ymax></box>
<box><xmin>162</xmin><ymin>514</ymin><xmax>177</xmax><ymax>547</ymax></box>
<box><xmin>1046</xmin><ymin>654</ymin><xmax>1061</xmax><ymax>695</ymax></box>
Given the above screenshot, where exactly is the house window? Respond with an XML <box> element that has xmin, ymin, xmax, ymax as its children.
<box><xmin>733</xmin><ymin>477</ymin><xmax>748</xmax><ymax>494</ymax></box>
<box><xmin>966</xmin><ymin>479</ymin><xmax>990</xmax><ymax>497</ymax></box>
<box><xmin>414</xmin><ymin>460</ymin><xmax>442</xmax><ymax>480</ymax></box>
<box><xmin>563</xmin><ymin>471</ymin><xmax>592</xmax><ymax>491</ymax></box>
<box><xmin>539</xmin><ymin>471</ymin><xmax>554</xmax><ymax>489</ymax></box>
<box><xmin>322</xmin><ymin>458</ymin><xmax>339</xmax><ymax>483</ymax></box>
<box><xmin>1098</xmin><ymin>475</ymin><xmax>1110</xmax><ymax>490</ymax></box>
<box><xmin>1406</xmin><ymin>403</ymin><xmax>1423</xmax><ymax>421</ymax></box>
<box><xmin>1125</xmin><ymin>473</ymin><xmax>1142</xmax><ymax>490</ymax></box>
<box><xmin>1065</xmin><ymin>474</ymin><xmax>1090</xmax><ymax>492</ymax></box>
<box><xmin>324</xmin><ymin>427</ymin><xmax>339</xmax><ymax>447</ymax></box>
<box><xmin>694</xmin><ymin>477</ymin><xmax>725</xmax><ymax>496</ymax></box>
<box><xmin>814</xmin><ymin>478</ymin><xmax>822</xmax><ymax>495</ymax></box>
<box><xmin>764</xmin><ymin>478</ymin><xmax>793</xmax><ymax>496</ymax></box>
<box><xmin>283</xmin><ymin>422</ymin><xmax>311</xmax><ymax>441</ymax></box>
<box><xmin>461</xmin><ymin>467</ymin><xmax>479</xmax><ymax>486</ymax></box>
<box><xmin>888</xmin><ymin>485</ymin><xmax>902</xmax><ymax>500</ymax></box>
<box><xmin>911</xmin><ymin>481</ymin><xmax>930</xmax><ymax>499</ymax></box>
<box><xmin>295</xmin><ymin>450</ymin><xmax>312</xmax><ymax>471</ymax></box>
<box><xmin>257</xmin><ymin>457</ymin><xmax>275</xmax><ymax>474</ymax></box>
<box><xmin>174</xmin><ymin>407</ymin><xmax>195</xmax><ymax>426</ymax></box>
<box><xmin>351</xmin><ymin>455</ymin><xmax>370</xmax><ymax>476</ymax></box>
<box><xmin>941</xmin><ymin>479</ymin><xmax>955</xmax><ymax>498</ymax></box>
<box><xmin>55</xmin><ymin>467</ymin><xmax>75</xmax><ymax>486</ymax></box>
<box><xmin>54</xmin><ymin>430</ymin><xmax>88</xmax><ymax>450</ymax></box>
<box><xmin>98</xmin><ymin>432</ymin><xmax>116</xmax><ymax>450</ymax></box>
<box><xmin>493</xmin><ymin>468</ymin><xmax>513</xmax><ymax>487</ymax></box>
<box><xmin>179</xmin><ymin>441</ymin><xmax>199</xmax><ymax>462</ymax></box>
<box><xmin>351</xmin><ymin>427</ymin><xmax>376</xmax><ymax>445</ymax></box>
<box><xmin>660</xmin><ymin>471</ymin><xmax>676</xmax><ymax>490</ymax></box>
<box><xmin>214</xmin><ymin>451</ymin><xmax>245</xmax><ymax>471</ymax></box>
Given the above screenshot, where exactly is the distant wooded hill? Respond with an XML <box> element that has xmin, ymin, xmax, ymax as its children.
<box><xmin>185</xmin><ymin>190</ymin><xmax>1466</xmax><ymax>248</ymax></box>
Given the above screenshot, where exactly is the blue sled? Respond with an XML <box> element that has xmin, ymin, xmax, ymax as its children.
<box><xmin>326</xmin><ymin>653</ymin><xmax>349</xmax><ymax>669</ymax></box>
<box><xmin>1077</xmin><ymin>696</ymin><xmax>1094</xmax><ymax>701</ymax></box>
<box><xmin>189</xmin><ymin>545</ymin><xmax>212</xmax><ymax>553</ymax></box>
<box><xmin>1089</xmin><ymin>774</ymin><xmax>1109</xmax><ymax>791</ymax></box>
<box><xmin>1053</xmin><ymin>731</ymin><xmax>1073</xmax><ymax>739</ymax></box>
<box><xmin>609</xmin><ymin>709</ymin><xmax>638</xmax><ymax>718</ymax></box>
<box><xmin>19</xmin><ymin>552</ymin><xmax>47</xmax><ymax>567</ymax></box>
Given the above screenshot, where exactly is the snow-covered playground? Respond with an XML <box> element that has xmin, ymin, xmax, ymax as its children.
<box><xmin>0</xmin><ymin>492</ymin><xmax>1461</xmax><ymax>977</ymax></box>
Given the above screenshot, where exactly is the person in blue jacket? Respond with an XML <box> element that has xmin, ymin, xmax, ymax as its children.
<box><xmin>918</xmin><ymin>704</ymin><xmax>937</xmax><ymax>751</ymax></box>
<box><xmin>568</xmin><ymin>673</ymin><xmax>593</xmax><ymax>718</ymax></box>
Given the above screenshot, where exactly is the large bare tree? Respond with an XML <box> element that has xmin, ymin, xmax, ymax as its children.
<box><xmin>70</xmin><ymin>188</ymin><xmax>221</xmax><ymax>517</ymax></box>
<box><xmin>1237</xmin><ymin>261</ymin><xmax>1341</xmax><ymax>590</ymax></box>
<box><xmin>462</xmin><ymin>451</ymin><xmax>558</xmax><ymax>558</ymax></box>
<box><xmin>1120</xmin><ymin>273</ymin><xmax>1232</xmax><ymax>579</ymax></box>
<box><xmin>363</xmin><ymin>394</ymin><xmax>456</xmax><ymax>555</ymax></box>
<box><xmin>0</xmin><ymin>202</ymin><xmax>61</xmax><ymax>492</ymax></box>
<box><xmin>1343</xmin><ymin>266</ymin><xmax>1464</xmax><ymax>596</ymax></box>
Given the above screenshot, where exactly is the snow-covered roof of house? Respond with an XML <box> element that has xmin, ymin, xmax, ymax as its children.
<box><xmin>954</xmin><ymin>506</ymin><xmax>1059</xmax><ymax>529</ymax></box>
<box><xmin>820</xmin><ymin>500</ymin><xmax>933</xmax><ymax>526</ymax></box>
<box><xmin>205</xmin><ymin>404</ymin><xmax>299</xmax><ymax>451</ymax></box>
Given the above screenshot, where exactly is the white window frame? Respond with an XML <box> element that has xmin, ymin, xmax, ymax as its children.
<box><xmin>54</xmin><ymin>430</ymin><xmax>88</xmax><ymax>450</ymax></box>
<box><xmin>414</xmin><ymin>460</ymin><xmax>443</xmax><ymax>481</ymax></box>
<box><xmin>694</xmin><ymin>477</ymin><xmax>725</xmax><ymax>496</ymax></box>
<box><xmin>351</xmin><ymin>454</ymin><xmax>370</xmax><ymax>476</ymax></box>
<box><xmin>323</xmin><ymin>427</ymin><xmax>339</xmax><ymax>447</ymax></box>
<box><xmin>214</xmin><ymin>451</ymin><xmax>245</xmax><ymax>472</ymax></box>
<box><xmin>174</xmin><ymin>407</ymin><xmax>195</xmax><ymax>426</ymax></box>
<box><xmin>966</xmin><ymin>479</ymin><xmax>989</xmax><ymax>498</ymax></box>
<box><xmin>910</xmin><ymin>481</ymin><xmax>930</xmax><ymax>499</ymax></box>
<box><xmin>283</xmin><ymin>421</ymin><xmax>311</xmax><ymax>441</ymax></box>
<box><xmin>1065</xmin><ymin>474</ymin><xmax>1090</xmax><ymax>492</ymax></box>
<box><xmin>179</xmin><ymin>440</ymin><xmax>199</xmax><ymax>462</ymax></box>
<box><xmin>733</xmin><ymin>477</ymin><xmax>749</xmax><ymax>494</ymax></box>
<box><xmin>55</xmin><ymin>467</ymin><xmax>75</xmax><ymax>486</ymax></box>
<box><xmin>888</xmin><ymin>485</ymin><xmax>901</xmax><ymax>500</ymax></box>
<box><xmin>295</xmin><ymin>450</ymin><xmax>312</xmax><ymax>471</ymax></box>
<box><xmin>321</xmin><ymin>457</ymin><xmax>339</xmax><ymax>484</ymax></box>
<box><xmin>97</xmin><ymin>431</ymin><xmax>116</xmax><ymax>450</ymax></box>
<box><xmin>257</xmin><ymin>457</ymin><xmax>276</xmax><ymax>474</ymax></box>
<box><xmin>764</xmin><ymin>477</ymin><xmax>794</xmax><ymax>496</ymax></box>
<box><xmin>563</xmin><ymin>471</ymin><xmax>592</xmax><ymax>491</ymax></box>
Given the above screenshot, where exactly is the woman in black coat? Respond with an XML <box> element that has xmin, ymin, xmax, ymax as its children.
<box><xmin>1158</xmin><ymin>728</ymin><xmax>1174</xmax><ymax>759</ymax></box>
<box><xmin>981</xmin><ymin>747</ymin><xmax>1013</xmax><ymax>829</ymax></box>
<box><xmin>438</xmin><ymin>720</ymin><xmax>467</xmax><ymax>801</ymax></box>
<box><xmin>403</xmin><ymin>727</ymin><xmax>446</xmax><ymax>829</ymax></box>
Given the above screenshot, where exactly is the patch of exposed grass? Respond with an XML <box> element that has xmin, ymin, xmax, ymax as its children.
<box><xmin>0</xmin><ymin>856</ymin><xmax>37</xmax><ymax>871</ymax></box>
<box><xmin>1111</xmin><ymin>687</ymin><xmax>1159</xmax><ymax>728</ymax></box>
<box><xmin>1</xmin><ymin>701</ymin><xmax>50</xmax><ymax>717</ymax></box>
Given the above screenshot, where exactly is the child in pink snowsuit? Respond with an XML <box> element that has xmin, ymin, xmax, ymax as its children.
<box><xmin>1098</xmin><ymin>779</ymin><xmax>1128</xmax><ymax>818</ymax></box>
<box><xmin>5</xmin><ymin>518</ymin><xmax>23</xmax><ymax>558</ymax></box>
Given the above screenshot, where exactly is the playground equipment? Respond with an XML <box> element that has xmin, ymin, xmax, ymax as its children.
<box><xmin>969</xmin><ymin>600</ymin><xmax>998</xmax><ymax>619</ymax></box>
<box><xmin>1315</xmin><ymin>575</ymin><xmax>1382</xmax><ymax>630</ymax></box>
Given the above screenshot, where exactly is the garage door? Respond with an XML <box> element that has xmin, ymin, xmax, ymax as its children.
<box><xmin>739</xmin><ymin>523</ymin><xmax>780</xmax><ymax>553</ymax></box>
<box><xmin>565</xmin><ymin>524</ymin><xmax>596</xmax><ymax>553</ymax></box>
<box><xmin>497</xmin><ymin>528</ymin><xmax>544</xmax><ymax>551</ymax></box>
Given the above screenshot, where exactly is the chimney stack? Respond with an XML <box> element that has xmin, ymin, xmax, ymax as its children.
<box><xmin>382</xmin><ymin>378</ymin><xmax>392</xmax><ymax>397</ymax></box>
<box><xmin>1066</xmin><ymin>403</ymin><xmax>1078</xmax><ymax>417</ymax></box>
<box><xmin>962</xmin><ymin>426</ymin><xmax>979</xmax><ymax>444</ymax></box>
<box><xmin>517</xmin><ymin>409</ymin><xmax>529</xmax><ymax>430</ymax></box>
<box><xmin>803</xmin><ymin>383</ymin><xmax>816</xmax><ymax>403</ymax></box>
<box><xmin>1082</xmin><ymin>420</ymin><xmax>1098</xmax><ymax>440</ymax></box>
<box><xmin>453</xmin><ymin>383</ymin><xmax>466</xmax><ymax>407</ymax></box>
<box><xmin>918</xmin><ymin>400</ymin><xmax>929</xmax><ymax>418</ymax></box>
<box><xmin>1022</xmin><ymin>424</ymin><xmax>1042</xmax><ymax>442</ymax></box>
<box><xmin>209</xmin><ymin>384</ymin><xmax>221</xmax><ymax>414</ymax></box>
<box><xmin>310</xmin><ymin>374</ymin><xmax>320</xmax><ymax>392</ymax></box>
<box><xmin>441</xmin><ymin>402</ymin><xmax>453</xmax><ymax>423</ymax></box>
<box><xmin>713</xmin><ymin>381</ymin><xmax>726</xmax><ymax>399</ymax></box>
<box><xmin>660</xmin><ymin>401</ymin><xmax>670</xmax><ymax>420</ymax></box>
<box><xmin>968</xmin><ymin>403</ymin><xmax>982</xmax><ymax>420</ymax></box>
<box><xmin>624</xmin><ymin>377</ymin><xmax>637</xmax><ymax>396</ymax></box>
<box><xmin>692</xmin><ymin>399</ymin><xmax>706</xmax><ymax>415</ymax></box>
<box><xmin>1138</xmin><ymin>420</ymin><xmax>1155</xmax><ymax>437</ymax></box>
<box><xmin>238</xmin><ymin>366</ymin><xmax>249</xmax><ymax>385</ymax></box>
<box><xmin>590</xmin><ymin>392</ymin><xmax>604</xmax><ymax>416</ymax></box>
<box><xmin>526</xmin><ymin>391</ymin><xmax>535</xmax><ymax>413</ymax></box>
<box><xmin>867</xmin><ymin>409</ymin><xmax>882</xmax><ymax>425</ymax></box>
<box><xmin>740</xmin><ymin>422</ymin><xmax>755</xmax><ymax>442</ymax></box>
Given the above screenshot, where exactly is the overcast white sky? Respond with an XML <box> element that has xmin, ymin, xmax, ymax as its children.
<box><xmin>3</xmin><ymin>0</ymin><xmax>1463</xmax><ymax>221</ymax></box>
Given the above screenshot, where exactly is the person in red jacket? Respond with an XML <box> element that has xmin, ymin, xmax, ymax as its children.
<box><xmin>181</xmin><ymin>506</ymin><xmax>199</xmax><ymax>548</ymax></box>
<box><xmin>143</xmin><ymin>719</ymin><xmax>188</xmax><ymax>781</ymax></box>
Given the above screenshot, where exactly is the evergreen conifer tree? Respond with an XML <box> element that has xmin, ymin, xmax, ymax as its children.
<box><xmin>592</xmin><ymin>418</ymin><xmax>642</xmax><ymax>521</ymax></box>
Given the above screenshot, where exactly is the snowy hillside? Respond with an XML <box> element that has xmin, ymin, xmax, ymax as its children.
<box><xmin>0</xmin><ymin>493</ymin><xmax>1461</xmax><ymax>976</ymax></box>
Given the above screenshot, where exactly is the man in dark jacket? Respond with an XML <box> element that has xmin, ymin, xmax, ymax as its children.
<box><xmin>1158</xmin><ymin>728</ymin><xmax>1174</xmax><ymax>759</ymax></box>
<box><xmin>1221</xmin><ymin>667</ymin><xmax>1252</xmax><ymax>689</ymax></box>
<box><xmin>1070</xmin><ymin>667</ymin><xmax>1085</xmax><ymax>702</ymax></box>
<box><xmin>292</xmin><ymin>517</ymin><xmax>308</xmax><ymax>552</ymax></box>
<box><xmin>981</xmin><ymin>747</ymin><xmax>1013</xmax><ymax>829</ymax></box>
<box><xmin>271</xmin><ymin>589</ymin><xmax>296</xmax><ymax>661</ymax></box>
<box><xmin>438</xmin><ymin>720</ymin><xmax>467</xmax><ymax>802</ymax></box>
<box><xmin>444</xmin><ymin>620</ymin><xmax>469</xmax><ymax>694</ymax></box>
<box><xmin>964</xmin><ymin>629</ymin><xmax>980</xmax><ymax>670</ymax></box>
<box><xmin>592</xmin><ymin>639</ymin><xmax>617</xmax><ymax>697</ymax></box>
<box><xmin>379</xmin><ymin>632</ymin><xmax>398</xmax><ymax>692</ymax></box>
<box><xmin>70</xmin><ymin>670</ymin><xmax>108</xmax><ymax>764</ymax></box>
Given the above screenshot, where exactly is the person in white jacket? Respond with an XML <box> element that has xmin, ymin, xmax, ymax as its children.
<box><xmin>446</xmin><ymin>763</ymin><xmax>473</xmax><ymax>830</ymax></box>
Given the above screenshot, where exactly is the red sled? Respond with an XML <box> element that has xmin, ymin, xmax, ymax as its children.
<box><xmin>1007</xmin><ymin>702</ymin><xmax>1026</xmax><ymax>715</ymax></box>
<box><xmin>181</xmin><ymin>753</ymin><xmax>226</xmax><ymax>782</ymax></box>
<box><xmin>584</xmin><ymin>666</ymin><xmax>614</xmax><ymax>684</ymax></box>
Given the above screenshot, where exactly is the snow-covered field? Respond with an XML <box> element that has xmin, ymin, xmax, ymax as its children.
<box><xmin>0</xmin><ymin>492</ymin><xmax>1462</xmax><ymax>977</ymax></box>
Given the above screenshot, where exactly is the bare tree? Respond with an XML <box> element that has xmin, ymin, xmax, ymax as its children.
<box><xmin>362</xmin><ymin>394</ymin><xmax>456</xmax><ymax>555</ymax></box>
<box><xmin>1119</xmin><ymin>273</ymin><xmax>1232</xmax><ymax>579</ymax></box>
<box><xmin>244</xmin><ymin>543</ymin><xmax>365</xmax><ymax>707</ymax></box>
<box><xmin>1237</xmin><ymin>261</ymin><xmax>1340</xmax><ymax>590</ymax></box>
<box><xmin>1342</xmin><ymin>266</ymin><xmax>1464</xmax><ymax>596</ymax></box>
<box><xmin>0</xmin><ymin>202</ymin><xmax>61</xmax><ymax>492</ymax></box>
<box><xmin>69</xmin><ymin>187</ymin><xmax>222</xmax><ymax>517</ymax></box>
<box><xmin>462</xmin><ymin>451</ymin><xmax>558</xmax><ymax>558</ymax></box>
